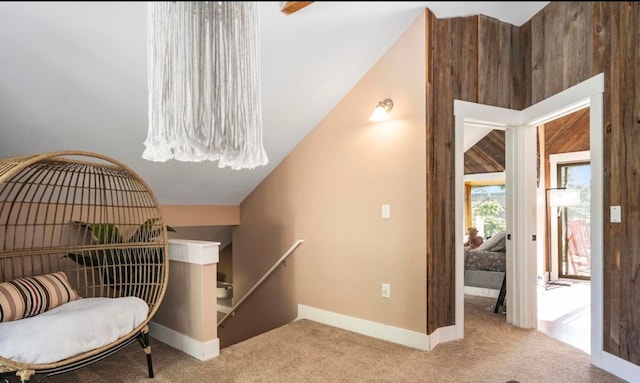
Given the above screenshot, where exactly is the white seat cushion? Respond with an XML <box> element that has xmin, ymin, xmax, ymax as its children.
<box><xmin>0</xmin><ymin>296</ymin><xmax>148</xmax><ymax>364</ymax></box>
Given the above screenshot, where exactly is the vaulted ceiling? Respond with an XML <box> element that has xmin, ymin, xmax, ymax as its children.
<box><xmin>463</xmin><ymin>107</ymin><xmax>590</xmax><ymax>176</ymax></box>
<box><xmin>0</xmin><ymin>2</ymin><xmax>549</xmax><ymax>204</ymax></box>
<box><xmin>464</xmin><ymin>130</ymin><xmax>506</xmax><ymax>174</ymax></box>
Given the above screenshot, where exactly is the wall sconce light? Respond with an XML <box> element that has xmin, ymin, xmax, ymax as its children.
<box><xmin>369</xmin><ymin>99</ymin><xmax>393</xmax><ymax>122</ymax></box>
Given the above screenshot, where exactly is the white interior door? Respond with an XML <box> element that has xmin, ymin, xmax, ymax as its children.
<box><xmin>505</xmin><ymin>125</ymin><xmax>538</xmax><ymax>328</ymax></box>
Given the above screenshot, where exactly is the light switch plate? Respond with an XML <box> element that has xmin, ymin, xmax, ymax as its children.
<box><xmin>381</xmin><ymin>204</ymin><xmax>391</xmax><ymax>219</ymax></box>
<box><xmin>381</xmin><ymin>283</ymin><xmax>391</xmax><ymax>298</ymax></box>
<box><xmin>611</xmin><ymin>206</ymin><xmax>621</xmax><ymax>223</ymax></box>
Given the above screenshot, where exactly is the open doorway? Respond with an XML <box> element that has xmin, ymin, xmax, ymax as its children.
<box><xmin>462</xmin><ymin>127</ymin><xmax>508</xmax><ymax>315</ymax></box>
<box><xmin>454</xmin><ymin>73</ymin><xmax>605</xmax><ymax>368</ymax></box>
<box><xmin>537</xmin><ymin>108</ymin><xmax>591</xmax><ymax>354</ymax></box>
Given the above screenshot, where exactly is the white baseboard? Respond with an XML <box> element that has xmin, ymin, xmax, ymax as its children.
<box><xmin>297</xmin><ymin>304</ymin><xmax>443</xmax><ymax>351</ymax></box>
<box><xmin>428</xmin><ymin>325</ymin><xmax>458</xmax><ymax>349</ymax></box>
<box><xmin>593</xmin><ymin>351</ymin><xmax>640</xmax><ymax>383</ymax></box>
<box><xmin>149</xmin><ymin>321</ymin><xmax>219</xmax><ymax>361</ymax></box>
<box><xmin>464</xmin><ymin>286</ymin><xmax>500</xmax><ymax>298</ymax></box>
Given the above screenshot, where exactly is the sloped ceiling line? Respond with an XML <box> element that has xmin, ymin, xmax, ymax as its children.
<box><xmin>0</xmin><ymin>2</ymin><xmax>549</xmax><ymax>205</ymax></box>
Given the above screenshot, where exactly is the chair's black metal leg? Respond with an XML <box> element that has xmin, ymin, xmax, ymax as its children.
<box><xmin>137</xmin><ymin>330</ymin><xmax>154</xmax><ymax>378</ymax></box>
<box><xmin>494</xmin><ymin>275</ymin><xmax>507</xmax><ymax>314</ymax></box>
<box><xmin>146</xmin><ymin>352</ymin><xmax>154</xmax><ymax>379</ymax></box>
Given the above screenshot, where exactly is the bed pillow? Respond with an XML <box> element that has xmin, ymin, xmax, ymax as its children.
<box><xmin>475</xmin><ymin>231</ymin><xmax>507</xmax><ymax>252</ymax></box>
<box><xmin>0</xmin><ymin>271</ymin><xmax>80</xmax><ymax>323</ymax></box>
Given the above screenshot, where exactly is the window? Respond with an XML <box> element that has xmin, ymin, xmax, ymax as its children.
<box><xmin>466</xmin><ymin>183</ymin><xmax>506</xmax><ymax>238</ymax></box>
<box><xmin>557</xmin><ymin>161</ymin><xmax>591</xmax><ymax>278</ymax></box>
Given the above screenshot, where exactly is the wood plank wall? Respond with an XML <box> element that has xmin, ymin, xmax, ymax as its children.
<box><xmin>426</xmin><ymin>11</ymin><xmax>459</xmax><ymax>333</ymax></box>
<box><xmin>528</xmin><ymin>1</ymin><xmax>640</xmax><ymax>365</ymax></box>
<box><xmin>598</xmin><ymin>2</ymin><xmax>640</xmax><ymax>363</ymax></box>
<box><xmin>478</xmin><ymin>16</ymin><xmax>523</xmax><ymax>110</ymax></box>
<box><xmin>426</xmin><ymin>1</ymin><xmax>640</xmax><ymax>365</ymax></box>
<box><xmin>529</xmin><ymin>2</ymin><xmax>593</xmax><ymax>105</ymax></box>
<box><xmin>425</xmin><ymin>12</ymin><xmax>523</xmax><ymax>332</ymax></box>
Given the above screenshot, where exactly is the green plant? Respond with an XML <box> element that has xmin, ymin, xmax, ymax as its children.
<box><xmin>473</xmin><ymin>199</ymin><xmax>506</xmax><ymax>237</ymax></box>
<box><xmin>65</xmin><ymin>218</ymin><xmax>175</xmax><ymax>293</ymax></box>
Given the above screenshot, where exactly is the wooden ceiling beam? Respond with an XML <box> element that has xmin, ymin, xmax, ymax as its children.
<box><xmin>281</xmin><ymin>2</ymin><xmax>314</xmax><ymax>15</ymax></box>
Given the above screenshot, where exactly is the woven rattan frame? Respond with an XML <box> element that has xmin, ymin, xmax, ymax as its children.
<box><xmin>0</xmin><ymin>151</ymin><xmax>169</xmax><ymax>378</ymax></box>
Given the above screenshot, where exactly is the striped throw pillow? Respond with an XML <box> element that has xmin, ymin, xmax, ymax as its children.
<box><xmin>0</xmin><ymin>272</ymin><xmax>80</xmax><ymax>322</ymax></box>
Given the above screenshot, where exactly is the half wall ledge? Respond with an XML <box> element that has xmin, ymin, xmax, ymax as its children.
<box><xmin>150</xmin><ymin>239</ymin><xmax>221</xmax><ymax>361</ymax></box>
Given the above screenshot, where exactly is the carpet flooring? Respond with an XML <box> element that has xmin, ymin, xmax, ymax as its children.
<box><xmin>12</xmin><ymin>295</ymin><xmax>626</xmax><ymax>383</ymax></box>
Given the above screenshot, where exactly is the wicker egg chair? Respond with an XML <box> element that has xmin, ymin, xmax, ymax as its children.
<box><xmin>0</xmin><ymin>151</ymin><xmax>169</xmax><ymax>382</ymax></box>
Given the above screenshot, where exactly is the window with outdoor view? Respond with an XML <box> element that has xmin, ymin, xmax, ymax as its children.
<box><xmin>469</xmin><ymin>184</ymin><xmax>506</xmax><ymax>239</ymax></box>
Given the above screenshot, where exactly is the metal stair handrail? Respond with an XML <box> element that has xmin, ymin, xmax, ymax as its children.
<box><xmin>217</xmin><ymin>239</ymin><xmax>304</xmax><ymax>327</ymax></box>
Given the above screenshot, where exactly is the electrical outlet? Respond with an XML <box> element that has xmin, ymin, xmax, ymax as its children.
<box><xmin>381</xmin><ymin>283</ymin><xmax>391</xmax><ymax>298</ymax></box>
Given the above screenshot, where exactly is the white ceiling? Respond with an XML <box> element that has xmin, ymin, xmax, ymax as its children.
<box><xmin>464</xmin><ymin>126</ymin><xmax>495</xmax><ymax>152</ymax></box>
<box><xmin>0</xmin><ymin>1</ymin><xmax>548</xmax><ymax>205</ymax></box>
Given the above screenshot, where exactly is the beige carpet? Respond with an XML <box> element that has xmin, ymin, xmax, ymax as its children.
<box><xmin>23</xmin><ymin>296</ymin><xmax>624</xmax><ymax>383</ymax></box>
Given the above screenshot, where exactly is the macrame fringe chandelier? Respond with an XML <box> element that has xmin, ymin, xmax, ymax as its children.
<box><xmin>143</xmin><ymin>1</ymin><xmax>268</xmax><ymax>170</ymax></box>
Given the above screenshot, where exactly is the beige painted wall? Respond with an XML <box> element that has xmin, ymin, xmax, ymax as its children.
<box><xmin>154</xmin><ymin>260</ymin><xmax>217</xmax><ymax>342</ymax></box>
<box><xmin>161</xmin><ymin>205</ymin><xmax>239</xmax><ymax>226</ymax></box>
<box><xmin>232</xmin><ymin>11</ymin><xmax>427</xmax><ymax>337</ymax></box>
<box><xmin>218</xmin><ymin>243</ymin><xmax>233</xmax><ymax>283</ymax></box>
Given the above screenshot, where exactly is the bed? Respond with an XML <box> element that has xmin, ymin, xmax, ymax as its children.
<box><xmin>464</xmin><ymin>231</ymin><xmax>506</xmax><ymax>305</ymax></box>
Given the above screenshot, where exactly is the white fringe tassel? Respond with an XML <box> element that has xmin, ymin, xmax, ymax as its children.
<box><xmin>144</xmin><ymin>2</ymin><xmax>268</xmax><ymax>170</ymax></box>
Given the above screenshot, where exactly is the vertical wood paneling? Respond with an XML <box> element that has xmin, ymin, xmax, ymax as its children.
<box><xmin>630</xmin><ymin>2</ymin><xmax>640</xmax><ymax>362</ymax></box>
<box><xmin>477</xmin><ymin>15</ymin><xmax>497</xmax><ymax>106</ymax></box>
<box><xmin>542</xmin><ymin>2</ymin><xmax>567</xmax><ymax>103</ymax></box>
<box><xmin>424</xmin><ymin>8</ymin><xmax>437</xmax><ymax>334</ymax></box>
<box><xmin>513</xmin><ymin>23</ymin><xmax>528</xmax><ymax>110</ymax></box>
<box><xmin>427</xmin><ymin>15</ymin><xmax>455</xmax><ymax>333</ymax></box>
<box><xmin>528</xmin><ymin>1</ymin><xmax>640</xmax><ymax>365</ymax></box>
<box><xmin>528</xmin><ymin>8</ymin><xmax>545</xmax><ymax>104</ymax></box>
<box><xmin>478</xmin><ymin>16</ymin><xmax>514</xmax><ymax>108</ymax></box>
<box><xmin>455</xmin><ymin>17</ymin><xmax>479</xmax><ymax>104</ymax></box>
<box><xmin>617</xmin><ymin>1</ymin><xmax>640</xmax><ymax>363</ymax></box>
<box><xmin>451</xmin><ymin>15</ymin><xmax>479</xmax><ymax>324</ymax></box>
<box><xmin>427</xmin><ymin>14</ymin><xmax>479</xmax><ymax>333</ymax></box>
<box><xmin>563</xmin><ymin>2</ymin><xmax>592</xmax><ymax>88</ymax></box>
<box><xmin>530</xmin><ymin>2</ymin><xmax>592</xmax><ymax>105</ymax></box>
<box><xmin>427</xmin><ymin>0</ymin><xmax>640</xmax><ymax>366</ymax></box>
<box><xmin>593</xmin><ymin>1</ymin><xmax>619</xmax><ymax>354</ymax></box>
<box><xmin>426</xmin><ymin>13</ymin><xmax>523</xmax><ymax>333</ymax></box>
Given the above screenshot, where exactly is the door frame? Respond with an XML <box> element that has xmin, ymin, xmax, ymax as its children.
<box><xmin>454</xmin><ymin>73</ymin><xmax>638</xmax><ymax>381</ymax></box>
